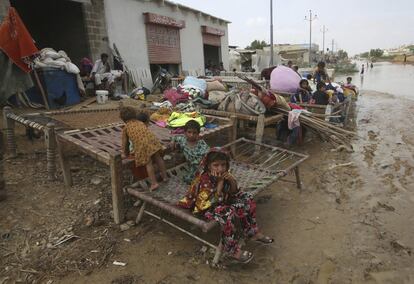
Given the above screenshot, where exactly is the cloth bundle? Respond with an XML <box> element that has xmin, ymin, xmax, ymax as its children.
<box><xmin>34</xmin><ymin>48</ymin><xmax>80</xmax><ymax>74</ymax></box>
<box><xmin>182</xmin><ymin>76</ymin><xmax>207</xmax><ymax>97</ymax></box>
<box><xmin>177</xmin><ymin>84</ymin><xmax>203</xmax><ymax>99</ymax></box>
<box><xmin>206</xmin><ymin>80</ymin><xmax>226</xmax><ymax>92</ymax></box>
<box><xmin>218</xmin><ymin>90</ymin><xmax>266</xmax><ymax>115</ymax></box>
<box><xmin>130</xmin><ymin>87</ymin><xmax>150</xmax><ymax>100</ymax></box>
<box><xmin>167</xmin><ymin>112</ymin><xmax>206</xmax><ymax>128</ymax></box>
<box><xmin>163</xmin><ymin>88</ymin><xmax>189</xmax><ymax>106</ymax></box>
<box><xmin>150</xmin><ymin>108</ymin><xmax>172</xmax><ymax>126</ymax></box>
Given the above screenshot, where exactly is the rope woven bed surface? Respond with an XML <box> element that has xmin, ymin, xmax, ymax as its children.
<box><xmin>57</xmin><ymin>116</ymin><xmax>233</xmax><ymax>164</ymax></box>
<box><xmin>127</xmin><ymin>138</ymin><xmax>308</xmax><ymax>232</ymax></box>
<box><xmin>13</xmin><ymin>108</ymin><xmax>122</xmax><ymax>130</ymax></box>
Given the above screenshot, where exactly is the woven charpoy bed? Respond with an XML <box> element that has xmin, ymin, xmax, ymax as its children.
<box><xmin>2</xmin><ymin>106</ymin><xmax>124</xmax><ymax>180</ymax></box>
<box><xmin>126</xmin><ymin>138</ymin><xmax>308</xmax><ymax>265</ymax></box>
<box><xmin>3</xmin><ymin>106</ymin><xmax>235</xmax><ymax>182</ymax></box>
<box><xmin>199</xmin><ymin>109</ymin><xmax>283</xmax><ymax>144</ymax></box>
<box><xmin>55</xmin><ymin>116</ymin><xmax>234</xmax><ymax>224</ymax></box>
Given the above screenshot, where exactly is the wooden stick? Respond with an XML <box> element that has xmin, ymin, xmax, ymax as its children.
<box><xmin>0</xmin><ymin>130</ymin><xmax>4</xmax><ymax>200</ymax></box>
<box><xmin>56</xmin><ymin>138</ymin><xmax>73</xmax><ymax>186</ymax></box>
<box><xmin>33</xmin><ymin>69</ymin><xmax>50</xmax><ymax>110</ymax></box>
<box><xmin>45</xmin><ymin>122</ymin><xmax>57</xmax><ymax>180</ymax></box>
<box><xmin>110</xmin><ymin>153</ymin><xmax>124</xmax><ymax>224</ymax></box>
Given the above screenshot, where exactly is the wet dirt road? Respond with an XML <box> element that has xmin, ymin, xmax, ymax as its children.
<box><xmin>1</xmin><ymin>89</ymin><xmax>413</xmax><ymax>283</ymax></box>
<box><xmin>58</xmin><ymin>91</ymin><xmax>413</xmax><ymax>283</ymax></box>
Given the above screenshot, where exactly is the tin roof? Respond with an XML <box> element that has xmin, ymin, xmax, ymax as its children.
<box><xmin>162</xmin><ymin>0</ymin><xmax>231</xmax><ymax>24</ymax></box>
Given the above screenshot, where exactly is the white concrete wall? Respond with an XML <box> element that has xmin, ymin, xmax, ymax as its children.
<box><xmin>104</xmin><ymin>0</ymin><xmax>229</xmax><ymax>77</ymax></box>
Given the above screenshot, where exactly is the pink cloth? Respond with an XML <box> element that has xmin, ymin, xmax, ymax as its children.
<box><xmin>155</xmin><ymin>121</ymin><xmax>167</xmax><ymax>128</ymax></box>
<box><xmin>270</xmin><ymin>65</ymin><xmax>301</xmax><ymax>93</ymax></box>
<box><xmin>288</xmin><ymin>110</ymin><xmax>302</xmax><ymax>130</ymax></box>
<box><xmin>288</xmin><ymin>103</ymin><xmax>304</xmax><ymax>110</ymax></box>
<box><xmin>163</xmin><ymin>88</ymin><xmax>189</xmax><ymax>106</ymax></box>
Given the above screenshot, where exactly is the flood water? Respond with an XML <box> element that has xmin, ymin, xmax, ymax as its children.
<box><xmin>335</xmin><ymin>61</ymin><xmax>414</xmax><ymax>100</ymax></box>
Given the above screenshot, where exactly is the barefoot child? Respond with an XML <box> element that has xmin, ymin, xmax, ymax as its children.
<box><xmin>120</xmin><ymin>107</ymin><xmax>167</xmax><ymax>191</ymax></box>
<box><xmin>179</xmin><ymin>148</ymin><xmax>273</xmax><ymax>264</ymax></box>
<box><xmin>170</xmin><ymin>120</ymin><xmax>209</xmax><ymax>184</ymax></box>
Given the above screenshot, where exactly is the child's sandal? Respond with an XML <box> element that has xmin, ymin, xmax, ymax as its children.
<box><xmin>230</xmin><ymin>250</ymin><xmax>253</xmax><ymax>264</ymax></box>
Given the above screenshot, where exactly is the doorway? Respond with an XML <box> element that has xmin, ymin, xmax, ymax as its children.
<box><xmin>203</xmin><ymin>45</ymin><xmax>221</xmax><ymax>70</ymax></box>
<box><xmin>10</xmin><ymin>0</ymin><xmax>90</xmax><ymax>65</ymax></box>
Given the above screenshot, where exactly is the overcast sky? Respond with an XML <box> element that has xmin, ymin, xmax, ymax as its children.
<box><xmin>173</xmin><ymin>0</ymin><xmax>414</xmax><ymax>55</ymax></box>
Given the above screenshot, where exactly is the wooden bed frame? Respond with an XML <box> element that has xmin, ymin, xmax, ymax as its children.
<box><xmin>126</xmin><ymin>138</ymin><xmax>309</xmax><ymax>265</ymax></box>
<box><xmin>2</xmin><ymin>106</ymin><xmax>235</xmax><ymax>180</ymax></box>
<box><xmin>199</xmin><ymin>109</ymin><xmax>283</xmax><ymax>144</ymax></box>
<box><xmin>2</xmin><ymin>106</ymin><xmax>126</xmax><ymax>179</ymax></box>
<box><xmin>55</xmin><ymin>116</ymin><xmax>235</xmax><ymax>224</ymax></box>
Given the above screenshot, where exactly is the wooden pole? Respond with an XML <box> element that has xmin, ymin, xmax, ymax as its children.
<box><xmin>32</xmin><ymin>69</ymin><xmax>50</xmax><ymax>110</ymax></box>
<box><xmin>2</xmin><ymin>106</ymin><xmax>17</xmax><ymax>158</ymax></box>
<box><xmin>56</xmin><ymin>138</ymin><xmax>73</xmax><ymax>186</ymax></box>
<box><xmin>45</xmin><ymin>122</ymin><xmax>57</xmax><ymax>180</ymax></box>
<box><xmin>0</xmin><ymin>130</ymin><xmax>5</xmax><ymax>201</ymax></box>
<box><xmin>109</xmin><ymin>153</ymin><xmax>124</xmax><ymax>224</ymax></box>
<box><xmin>255</xmin><ymin>114</ymin><xmax>266</xmax><ymax>144</ymax></box>
<box><xmin>255</xmin><ymin>114</ymin><xmax>265</xmax><ymax>152</ymax></box>
<box><xmin>229</xmin><ymin>115</ymin><xmax>238</xmax><ymax>155</ymax></box>
<box><xmin>294</xmin><ymin>166</ymin><xmax>302</xmax><ymax>190</ymax></box>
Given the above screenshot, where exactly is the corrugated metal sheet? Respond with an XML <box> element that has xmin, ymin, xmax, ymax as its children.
<box><xmin>203</xmin><ymin>34</ymin><xmax>221</xmax><ymax>47</ymax></box>
<box><xmin>146</xmin><ymin>24</ymin><xmax>181</xmax><ymax>64</ymax></box>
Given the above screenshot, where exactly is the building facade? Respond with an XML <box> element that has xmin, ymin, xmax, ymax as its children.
<box><xmin>0</xmin><ymin>0</ymin><xmax>230</xmax><ymax>87</ymax></box>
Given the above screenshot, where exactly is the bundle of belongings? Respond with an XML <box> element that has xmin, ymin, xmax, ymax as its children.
<box><xmin>149</xmin><ymin>108</ymin><xmax>215</xmax><ymax>137</ymax></box>
<box><xmin>33</xmin><ymin>48</ymin><xmax>85</xmax><ymax>95</ymax></box>
<box><xmin>180</xmin><ymin>76</ymin><xmax>207</xmax><ymax>99</ymax></box>
<box><xmin>161</xmin><ymin>76</ymin><xmax>227</xmax><ymax>109</ymax></box>
<box><xmin>129</xmin><ymin>86</ymin><xmax>150</xmax><ymax>100</ymax></box>
<box><xmin>156</xmin><ymin>74</ymin><xmax>296</xmax><ymax>117</ymax></box>
<box><xmin>218</xmin><ymin>90</ymin><xmax>266</xmax><ymax>115</ymax></box>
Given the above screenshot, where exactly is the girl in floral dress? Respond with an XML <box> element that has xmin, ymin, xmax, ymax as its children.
<box><xmin>170</xmin><ymin>120</ymin><xmax>209</xmax><ymax>184</ymax></box>
<box><xmin>179</xmin><ymin>148</ymin><xmax>273</xmax><ymax>264</ymax></box>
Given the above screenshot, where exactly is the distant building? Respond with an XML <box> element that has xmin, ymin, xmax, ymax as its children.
<box><xmin>383</xmin><ymin>45</ymin><xmax>411</xmax><ymax>56</ymax></box>
<box><xmin>229</xmin><ymin>43</ymin><xmax>320</xmax><ymax>72</ymax></box>
<box><xmin>0</xmin><ymin>0</ymin><xmax>230</xmax><ymax>87</ymax></box>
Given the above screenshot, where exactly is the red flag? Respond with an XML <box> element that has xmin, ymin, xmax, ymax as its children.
<box><xmin>0</xmin><ymin>7</ymin><xmax>39</xmax><ymax>72</ymax></box>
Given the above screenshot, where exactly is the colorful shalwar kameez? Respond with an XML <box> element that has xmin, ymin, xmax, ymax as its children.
<box><xmin>171</xmin><ymin>135</ymin><xmax>209</xmax><ymax>184</ymax></box>
<box><xmin>179</xmin><ymin>148</ymin><xmax>259</xmax><ymax>255</ymax></box>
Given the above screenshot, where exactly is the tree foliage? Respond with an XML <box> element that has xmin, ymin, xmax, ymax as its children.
<box><xmin>360</xmin><ymin>52</ymin><xmax>369</xmax><ymax>58</ymax></box>
<box><xmin>337</xmin><ymin>49</ymin><xmax>348</xmax><ymax>60</ymax></box>
<box><xmin>369</xmin><ymin>48</ymin><xmax>384</xmax><ymax>58</ymax></box>
<box><xmin>246</xmin><ymin>40</ymin><xmax>268</xmax><ymax>50</ymax></box>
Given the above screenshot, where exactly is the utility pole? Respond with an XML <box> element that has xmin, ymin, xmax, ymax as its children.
<box><xmin>270</xmin><ymin>0</ymin><xmax>274</xmax><ymax>66</ymax></box>
<box><xmin>331</xmin><ymin>39</ymin><xmax>334</xmax><ymax>54</ymax></box>
<box><xmin>321</xmin><ymin>25</ymin><xmax>328</xmax><ymax>54</ymax></box>
<box><xmin>305</xmin><ymin>10</ymin><xmax>317</xmax><ymax>66</ymax></box>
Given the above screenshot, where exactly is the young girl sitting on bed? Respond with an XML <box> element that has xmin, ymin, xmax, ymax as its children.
<box><xmin>179</xmin><ymin>148</ymin><xmax>273</xmax><ymax>264</ymax></box>
<box><xmin>120</xmin><ymin>107</ymin><xmax>167</xmax><ymax>191</ymax></box>
<box><xmin>170</xmin><ymin>120</ymin><xmax>209</xmax><ymax>184</ymax></box>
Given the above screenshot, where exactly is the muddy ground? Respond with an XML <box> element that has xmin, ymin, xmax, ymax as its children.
<box><xmin>1</xmin><ymin>90</ymin><xmax>413</xmax><ymax>284</ymax></box>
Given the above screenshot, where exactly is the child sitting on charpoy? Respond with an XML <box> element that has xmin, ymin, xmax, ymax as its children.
<box><xmin>120</xmin><ymin>107</ymin><xmax>167</xmax><ymax>191</ymax></box>
<box><xmin>291</xmin><ymin>79</ymin><xmax>312</xmax><ymax>104</ymax></box>
<box><xmin>179</xmin><ymin>148</ymin><xmax>273</xmax><ymax>264</ymax></box>
<box><xmin>311</xmin><ymin>81</ymin><xmax>330</xmax><ymax>105</ymax></box>
<box><xmin>170</xmin><ymin>120</ymin><xmax>209</xmax><ymax>184</ymax></box>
